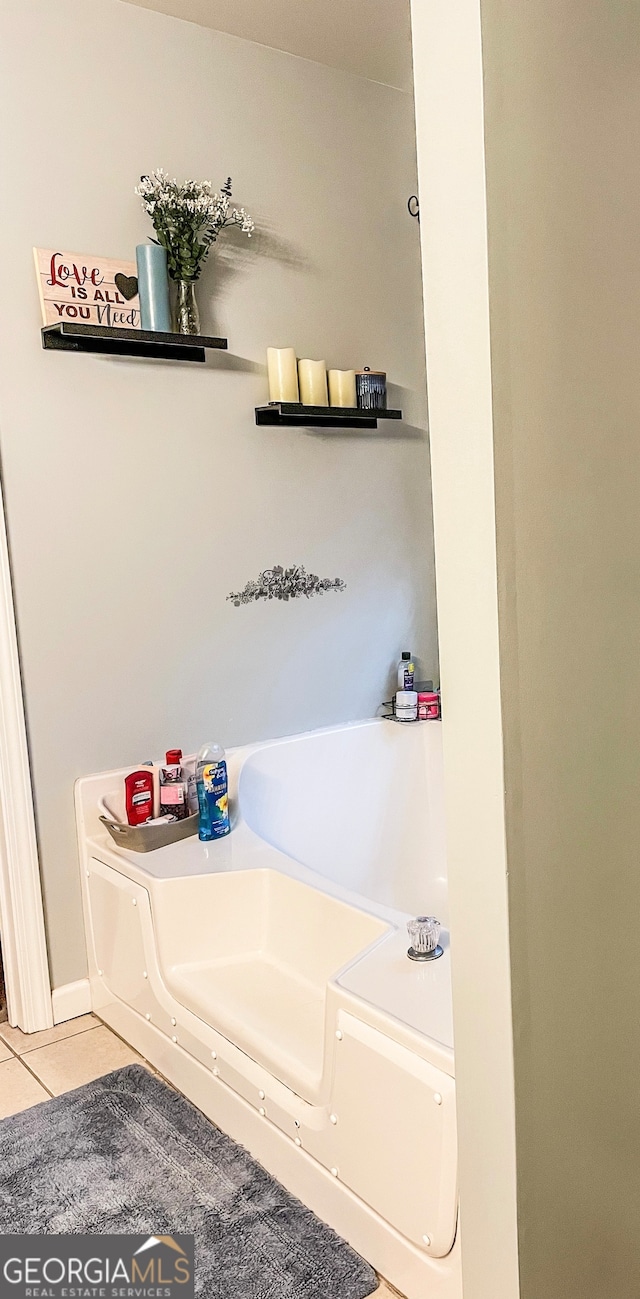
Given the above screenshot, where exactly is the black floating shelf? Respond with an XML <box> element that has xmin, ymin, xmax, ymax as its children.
<box><xmin>255</xmin><ymin>402</ymin><xmax>402</xmax><ymax>429</ymax></box>
<box><xmin>42</xmin><ymin>322</ymin><xmax>228</xmax><ymax>363</ymax></box>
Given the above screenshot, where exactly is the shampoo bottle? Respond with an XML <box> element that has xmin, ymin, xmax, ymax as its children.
<box><xmin>397</xmin><ymin>651</ymin><xmax>415</xmax><ymax>690</ymax></box>
<box><xmin>196</xmin><ymin>743</ymin><xmax>230</xmax><ymax>841</ymax></box>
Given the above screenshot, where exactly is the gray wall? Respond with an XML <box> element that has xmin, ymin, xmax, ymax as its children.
<box><xmin>481</xmin><ymin>0</ymin><xmax>640</xmax><ymax>1293</ymax></box>
<box><xmin>0</xmin><ymin>0</ymin><xmax>435</xmax><ymax>988</ymax></box>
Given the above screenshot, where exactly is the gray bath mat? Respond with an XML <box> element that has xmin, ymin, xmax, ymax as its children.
<box><xmin>0</xmin><ymin>1064</ymin><xmax>377</xmax><ymax>1298</ymax></box>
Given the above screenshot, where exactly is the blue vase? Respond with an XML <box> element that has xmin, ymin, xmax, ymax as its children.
<box><xmin>136</xmin><ymin>243</ymin><xmax>171</xmax><ymax>332</ymax></box>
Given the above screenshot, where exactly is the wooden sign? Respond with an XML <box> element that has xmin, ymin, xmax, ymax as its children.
<box><xmin>33</xmin><ymin>247</ymin><xmax>141</xmax><ymax>329</ymax></box>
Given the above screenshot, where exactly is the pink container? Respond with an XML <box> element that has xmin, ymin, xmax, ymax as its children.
<box><xmin>418</xmin><ymin>691</ymin><xmax>440</xmax><ymax>721</ymax></box>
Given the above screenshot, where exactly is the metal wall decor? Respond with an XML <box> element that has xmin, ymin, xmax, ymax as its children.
<box><xmin>228</xmin><ymin>565</ymin><xmax>346</xmax><ymax>607</ymax></box>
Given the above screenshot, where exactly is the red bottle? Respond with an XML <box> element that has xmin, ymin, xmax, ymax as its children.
<box><xmin>124</xmin><ymin>769</ymin><xmax>154</xmax><ymax>826</ymax></box>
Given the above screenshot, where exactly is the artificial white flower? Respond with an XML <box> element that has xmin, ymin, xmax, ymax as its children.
<box><xmin>135</xmin><ymin>169</ymin><xmax>255</xmax><ymax>279</ymax></box>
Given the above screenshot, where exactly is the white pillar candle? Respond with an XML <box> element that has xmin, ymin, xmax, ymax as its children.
<box><xmin>267</xmin><ymin>347</ymin><xmax>299</xmax><ymax>403</ymax></box>
<box><xmin>328</xmin><ymin>369</ymin><xmax>357</xmax><ymax>408</ymax></box>
<box><xmin>298</xmin><ymin>358</ymin><xmax>328</xmax><ymax>406</ymax></box>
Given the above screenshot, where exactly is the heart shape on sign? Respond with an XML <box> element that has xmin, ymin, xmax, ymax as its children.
<box><xmin>114</xmin><ymin>272</ymin><xmax>138</xmax><ymax>301</ymax></box>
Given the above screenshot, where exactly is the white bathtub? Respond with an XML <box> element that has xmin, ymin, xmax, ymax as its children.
<box><xmin>238</xmin><ymin>717</ymin><xmax>448</xmax><ymax>922</ymax></box>
<box><xmin>76</xmin><ymin>719</ymin><xmax>460</xmax><ymax>1299</ymax></box>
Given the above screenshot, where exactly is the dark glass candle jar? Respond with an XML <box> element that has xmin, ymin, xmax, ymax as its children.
<box><xmin>355</xmin><ymin>366</ymin><xmax>387</xmax><ymax>411</ymax></box>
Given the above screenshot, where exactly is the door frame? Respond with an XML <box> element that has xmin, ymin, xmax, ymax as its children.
<box><xmin>410</xmin><ymin>0</ymin><xmax>520</xmax><ymax>1296</ymax></box>
<box><xmin>0</xmin><ymin>474</ymin><xmax>52</xmax><ymax>1031</ymax></box>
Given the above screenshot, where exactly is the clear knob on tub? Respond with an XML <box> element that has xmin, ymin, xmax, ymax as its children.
<box><xmin>407</xmin><ymin>916</ymin><xmax>443</xmax><ymax>962</ymax></box>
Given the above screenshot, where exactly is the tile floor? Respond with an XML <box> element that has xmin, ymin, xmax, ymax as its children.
<box><xmin>0</xmin><ymin>1013</ymin><xmax>397</xmax><ymax>1297</ymax></box>
<box><xmin>0</xmin><ymin>1014</ymin><xmax>142</xmax><ymax>1113</ymax></box>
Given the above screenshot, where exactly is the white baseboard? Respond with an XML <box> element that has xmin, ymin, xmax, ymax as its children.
<box><xmin>51</xmin><ymin>978</ymin><xmax>91</xmax><ymax>1024</ymax></box>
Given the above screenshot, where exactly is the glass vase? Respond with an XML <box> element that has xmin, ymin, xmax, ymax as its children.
<box><xmin>174</xmin><ymin>279</ymin><xmax>200</xmax><ymax>335</ymax></box>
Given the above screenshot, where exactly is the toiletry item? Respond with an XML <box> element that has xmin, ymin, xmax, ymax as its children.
<box><xmin>397</xmin><ymin>651</ymin><xmax>415</xmax><ymax>690</ymax></box>
<box><xmin>124</xmin><ymin>769</ymin><xmax>154</xmax><ymax>826</ymax></box>
<box><xmin>328</xmin><ymin>368</ymin><xmax>357</xmax><ymax>408</ymax></box>
<box><xmin>418</xmin><ymin>690</ymin><xmax>441</xmax><ymax>720</ymax></box>
<box><xmin>196</xmin><ymin>742</ymin><xmax>230</xmax><ymax>841</ymax></box>
<box><xmin>298</xmin><ymin>358</ymin><xmax>329</xmax><ymax>406</ymax></box>
<box><xmin>267</xmin><ymin>347</ymin><xmax>299</xmax><ymax>402</ymax></box>
<box><xmin>140</xmin><ymin>759</ymin><xmax>161</xmax><ymax>817</ymax></box>
<box><xmin>355</xmin><ymin>366</ymin><xmax>387</xmax><ymax>411</ymax></box>
<box><xmin>159</xmin><ymin>748</ymin><xmax>188</xmax><ymax>820</ymax></box>
<box><xmin>184</xmin><ymin>759</ymin><xmax>199</xmax><ymax>816</ymax></box>
<box><xmin>136</xmin><ymin>243</ymin><xmax>171</xmax><ymax>332</ymax></box>
<box><xmin>395</xmin><ymin>690</ymin><xmax>418</xmax><ymax>721</ymax></box>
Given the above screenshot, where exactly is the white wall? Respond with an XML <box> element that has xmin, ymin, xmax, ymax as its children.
<box><xmin>481</xmin><ymin>0</ymin><xmax>640</xmax><ymax>1293</ymax></box>
<box><xmin>415</xmin><ymin>0</ymin><xmax>640</xmax><ymax>1292</ymax></box>
<box><xmin>0</xmin><ymin>0</ymin><xmax>435</xmax><ymax>987</ymax></box>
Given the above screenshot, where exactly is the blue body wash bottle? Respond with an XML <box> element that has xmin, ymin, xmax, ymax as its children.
<box><xmin>196</xmin><ymin>743</ymin><xmax>230</xmax><ymax>841</ymax></box>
